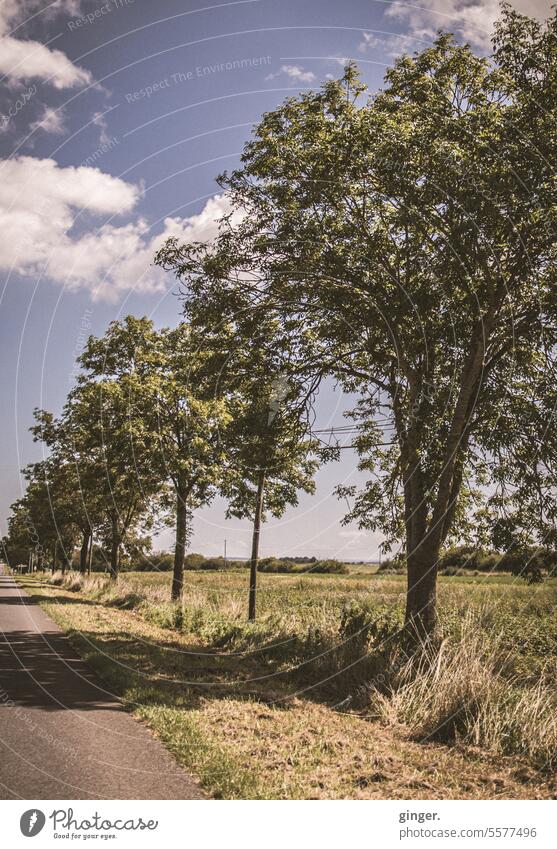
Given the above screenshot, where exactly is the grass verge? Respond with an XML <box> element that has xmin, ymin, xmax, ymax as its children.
<box><xmin>15</xmin><ymin>570</ymin><xmax>557</xmax><ymax>799</ymax></box>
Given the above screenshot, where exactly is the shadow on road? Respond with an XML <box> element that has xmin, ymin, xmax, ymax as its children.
<box><xmin>0</xmin><ymin>577</ymin><xmax>124</xmax><ymax>712</ymax></box>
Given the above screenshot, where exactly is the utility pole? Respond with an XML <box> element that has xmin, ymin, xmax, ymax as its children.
<box><xmin>224</xmin><ymin>538</ymin><xmax>227</xmax><ymax>566</ymax></box>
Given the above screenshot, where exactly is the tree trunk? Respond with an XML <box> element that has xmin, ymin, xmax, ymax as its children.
<box><xmin>171</xmin><ymin>488</ymin><xmax>188</xmax><ymax>602</ymax></box>
<box><xmin>52</xmin><ymin>540</ymin><xmax>57</xmax><ymax>573</ymax></box>
<box><xmin>109</xmin><ymin>514</ymin><xmax>120</xmax><ymax>580</ymax></box>
<box><xmin>79</xmin><ymin>530</ymin><xmax>90</xmax><ymax>574</ymax></box>
<box><xmin>87</xmin><ymin>533</ymin><xmax>93</xmax><ymax>575</ymax></box>
<box><xmin>248</xmin><ymin>470</ymin><xmax>266</xmax><ymax>621</ymax></box>
<box><xmin>405</xmin><ymin>544</ymin><xmax>438</xmax><ymax>639</ymax></box>
<box><xmin>400</xmin><ymin>430</ymin><xmax>440</xmax><ymax>640</ymax></box>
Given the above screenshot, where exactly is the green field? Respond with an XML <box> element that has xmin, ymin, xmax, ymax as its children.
<box><xmin>17</xmin><ymin>569</ymin><xmax>557</xmax><ymax>799</ymax></box>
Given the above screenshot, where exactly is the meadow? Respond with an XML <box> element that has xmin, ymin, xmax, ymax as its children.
<box><xmin>18</xmin><ymin>568</ymin><xmax>557</xmax><ymax>799</ymax></box>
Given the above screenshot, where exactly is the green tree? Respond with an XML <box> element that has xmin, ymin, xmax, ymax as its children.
<box><xmin>69</xmin><ymin>362</ymin><xmax>163</xmax><ymax>578</ymax></box>
<box><xmin>222</xmin><ymin>359</ymin><xmax>321</xmax><ymax>620</ymax></box>
<box><xmin>156</xmin><ymin>324</ymin><xmax>231</xmax><ymax>601</ymax></box>
<box><xmin>173</xmin><ymin>287</ymin><xmax>329</xmax><ymax>619</ymax></box>
<box><xmin>156</xmin><ymin>5</ymin><xmax>557</xmax><ymax>635</ymax></box>
<box><xmin>30</xmin><ymin>413</ymin><xmax>106</xmax><ymax>574</ymax></box>
<box><xmin>4</xmin><ymin>497</ymin><xmax>44</xmax><ymax>570</ymax></box>
<box><xmin>6</xmin><ymin>460</ymin><xmax>79</xmax><ymax>572</ymax></box>
<box><xmin>77</xmin><ymin>316</ymin><xmax>231</xmax><ymax>599</ymax></box>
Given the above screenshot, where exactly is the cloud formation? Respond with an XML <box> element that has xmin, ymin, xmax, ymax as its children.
<box><xmin>385</xmin><ymin>0</ymin><xmax>556</xmax><ymax>51</ymax></box>
<box><xmin>0</xmin><ymin>156</ymin><xmax>232</xmax><ymax>301</ymax></box>
<box><xmin>266</xmin><ymin>64</ymin><xmax>316</xmax><ymax>84</ymax></box>
<box><xmin>29</xmin><ymin>104</ymin><xmax>65</xmax><ymax>134</ymax></box>
<box><xmin>0</xmin><ymin>0</ymin><xmax>91</xmax><ymax>89</ymax></box>
<box><xmin>358</xmin><ymin>31</ymin><xmax>422</xmax><ymax>58</ymax></box>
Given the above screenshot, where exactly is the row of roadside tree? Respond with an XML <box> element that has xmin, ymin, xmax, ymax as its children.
<box><xmin>3</xmin><ymin>316</ymin><xmax>325</xmax><ymax>618</ymax></box>
<box><xmin>4</xmin><ymin>4</ymin><xmax>557</xmax><ymax>635</ymax></box>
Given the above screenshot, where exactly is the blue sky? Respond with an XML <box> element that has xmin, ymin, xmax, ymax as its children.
<box><xmin>0</xmin><ymin>0</ymin><xmax>551</xmax><ymax>559</ymax></box>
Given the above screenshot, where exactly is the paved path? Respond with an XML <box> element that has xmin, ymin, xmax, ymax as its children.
<box><xmin>0</xmin><ymin>568</ymin><xmax>203</xmax><ymax>799</ymax></box>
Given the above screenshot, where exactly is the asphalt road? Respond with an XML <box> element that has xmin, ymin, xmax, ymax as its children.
<box><xmin>0</xmin><ymin>567</ymin><xmax>203</xmax><ymax>799</ymax></box>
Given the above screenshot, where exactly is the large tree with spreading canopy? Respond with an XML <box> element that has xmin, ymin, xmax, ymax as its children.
<box><xmin>156</xmin><ymin>4</ymin><xmax>557</xmax><ymax>635</ymax></box>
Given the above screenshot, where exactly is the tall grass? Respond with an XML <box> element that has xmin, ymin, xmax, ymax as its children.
<box><xmin>45</xmin><ymin>570</ymin><xmax>404</xmax><ymax>701</ymax></box>
<box><xmin>372</xmin><ymin>614</ymin><xmax>557</xmax><ymax>770</ymax></box>
<box><xmin>44</xmin><ymin>569</ymin><xmax>557</xmax><ymax>769</ymax></box>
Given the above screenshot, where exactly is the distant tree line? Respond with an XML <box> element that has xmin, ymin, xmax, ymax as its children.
<box><xmin>131</xmin><ymin>552</ymin><xmax>349</xmax><ymax>575</ymax></box>
<box><xmin>380</xmin><ymin>546</ymin><xmax>557</xmax><ymax>581</ymax></box>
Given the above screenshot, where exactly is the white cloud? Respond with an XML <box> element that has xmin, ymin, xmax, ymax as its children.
<box><xmin>92</xmin><ymin>111</ymin><xmax>110</xmax><ymax>146</ymax></box>
<box><xmin>385</xmin><ymin>0</ymin><xmax>556</xmax><ymax>51</ymax></box>
<box><xmin>282</xmin><ymin>65</ymin><xmax>316</xmax><ymax>83</ymax></box>
<box><xmin>0</xmin><ymin>156</ymin><xmax>232</xmax><ymax>301</ymax></box>
<box><xmin>358</xmin><ymin>31</ymin><xmax>421</xmax><ymax>58</ymax></box>
<box><xmin>0</xmin><ymin>0</ymin><xmax>91</xmax><ymax>89</ymax></box>
<box><xmin>29</xmin><ymin>105</ymin><xmax>65</xmax><ymax>134</ymax></box>
<box><xmin>0</xmin><ymin>0</ymin><xmax>81</xmax><ymax>30</ymax></box>
<box><xmin>266</xmin><ymin>64</ymin><xmax>316</xmax><ymax>84</ymax></box>
<box><xmin>83</xmin><ymin>196</ymin><xmax>235</xmax><ymax>302</ymax></box>
<box><xmin>358</xmin><ymin>32</ymin><xmax>381</xmax><ymax>52</ymax></box>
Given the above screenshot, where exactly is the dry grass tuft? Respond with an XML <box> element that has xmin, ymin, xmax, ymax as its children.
<box><xmin>372</xmin><ymin>614</ymin><xmax>557</xmax><ymax>770</ymax></box>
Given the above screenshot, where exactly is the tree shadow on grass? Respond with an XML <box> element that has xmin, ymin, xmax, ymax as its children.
<box><xmin>65</xmin><ymin>625</ymin><xmax>298</xmax><ymax>710</ymax></box>
<box><xmin>63</xmin><ymin>618</ymin><xmax>393</xmax><ymax>717</ymax></box>
<box><xmin>18</xmin><ymin>582</ymin><xmax>399</xmax><ymax>714</ymax></box>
